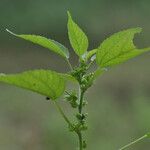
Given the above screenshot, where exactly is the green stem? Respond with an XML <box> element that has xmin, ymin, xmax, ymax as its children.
<box><xmin>77</xmin><ymin>86</ymin><xmax>85</xmax><ymax>150</ymax></box>
<box><xmin>119</xmin><ymin>134</ymin><xmax>148</xmax><ymax>150</ymax></box>
<box><xmin>78</xmin><ymin>87</ymin><xmax>84</xmax><ymax>114</ymax></box>
<box><xmin>54</xmin><ymin>101</ymin><xmax>73</xmax><ymax>128</ymax></box>
<box><xmin>66</xmin><ymin>59</ymin><xmax>73</xmax><ymax>71</ymax></box>
<box><xmin>87</xmin><ymin>60</ymin><xmax>95</xmax><ymax>69</ymax></box>
<box><xmin>77</xmin><ymin>132</ymin><xmax>83</xmax><ymax>150</ymax></box>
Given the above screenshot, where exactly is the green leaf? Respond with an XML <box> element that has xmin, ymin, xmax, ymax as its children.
<box><xmin>0</xmin><ymin>70</ymin><xmax>66</xmax><ymax>100</ymax></box>
<box><xmin>61</xmin><ymin>73</ymin><xmax>77</xmax><ymax>83</ymax></box>
<box><xmin>96</xmin><ymin>28</ymin><xmax>150</xmax><ymax>68</ymax></box>
<box><xmin>67</xmin><ymin>11</ymin><xmax>89</xmax><ymax>57</ymax></box>
<box><xmin>87</xmin><ymin>49</ymin><xmax>97</xmax><ymax>60</ymax></box>
<box><xmin>6</xmin><ymin>29</ymin><xmax>69</xmax><ymax>59</ymax></box>
<box><xmin>146</xmin><ymin>133</ymin><xmax>150</xmax><ymax>138</ymax></box>
<box><xmin>93</xmin><ymin>68</ymin><xmax>106</xmax><ymax>80</ymax></box>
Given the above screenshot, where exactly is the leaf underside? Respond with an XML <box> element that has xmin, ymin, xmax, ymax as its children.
<box><xmin>67</xmin><ymin>11</ymin><xmax>89</xmax><ymax>57</ymax></box>
<box><xmin>96</xmin><ymin>28</ymin><xmax>150</xmax><ymax>68</ymax></box>
<box><xmin>0</xmin><ymin>70</ymin><xmax>66</xmax><ymax>100</ymax></box>
<box><xmin>6</xmin><ymin>29</ymin><xmax>69</xmax><ymax>59</ymax></box>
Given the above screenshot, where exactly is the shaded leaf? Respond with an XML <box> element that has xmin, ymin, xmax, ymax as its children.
<box><xmin>0</xmin><ymin>70</ymin><xmax>66</xmax><ymax>100</ymax></box>
<box><xmin>96</xmin><ymin>28</ymin><xmax>150</xmax><ymax>68</ymax></box>
<box><xmin>67</xmin><ymin>11</ymin><xmax>88</xmax><ymax>57</ymax></box>
<box><xmin>6</xmin><ymin>29</ymin><xmax>69</xmax><ymax>59</ymax></box>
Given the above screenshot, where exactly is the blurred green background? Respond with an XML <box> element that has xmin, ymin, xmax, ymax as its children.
<box><xmin>0</xmin><ymin>0</ymin><xmax>150</xmax><ymax>150</ymax></box>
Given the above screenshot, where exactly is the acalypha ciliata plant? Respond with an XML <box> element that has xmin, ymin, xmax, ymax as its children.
<box><xmin>0</xmin><ymin>11</ymin><xmax>150</xmax><ymax>150</ymax></box>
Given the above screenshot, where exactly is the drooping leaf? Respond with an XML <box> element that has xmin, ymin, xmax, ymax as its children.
<box><xmin>96</xmin><ymin>28</ymin><xmax>150</xmax><ymax>68</ymax></box>
<box><xmin>0</xmin><ymin>70</ymin><xmax>66</xmax><ymax>100</ymax></box>
<box><xmin>6</xmin><ymin>29</ymin><xmax>69</xmax><ymax>59</ymax></box>
<box><xmin>67</xmin><ymin>11</ymin><xmax>89</xmax><ymax>57</ymax></box>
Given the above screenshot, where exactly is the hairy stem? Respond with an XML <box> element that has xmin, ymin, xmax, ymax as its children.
<box><xmin>119</xmin><ymin>134</ymin><xmax>148</xmax><ymax>150</ymax></box>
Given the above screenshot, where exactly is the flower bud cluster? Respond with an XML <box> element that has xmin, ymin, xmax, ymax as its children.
<box><xmin>80</xmin><ymin>73</ymin><xmax>94</xmax><ymax>92</ymax></box>
<box><xmin>71</xmin><ymin>62</ymin><xmax>94</xmax><ymax>92</ymax></box>
<box><xmin>65</xmin><ymin>91</ymin><xmax>78</xmax><ymax>108</ymax></box>
<box><xmin>70</xmin><ymin>62</ymin><xmax>87</xmax><ymax>84</ymax></box>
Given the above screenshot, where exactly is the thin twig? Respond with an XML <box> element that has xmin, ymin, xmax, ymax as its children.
<box><xmin>119</xmin><ymin>134</ymin><xmax>148</xmax><ymax>150</ymax></box>
<box><xmin>54</xmin><ymin>101</ymin><xmax>73</xmax><ymax>128</ymax></box>
<box><xmin>66</xmin><ymin>59</ymin><xmax>73</xmax><ymax>71</ymax></box>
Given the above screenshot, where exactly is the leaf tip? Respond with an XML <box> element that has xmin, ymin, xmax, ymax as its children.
<box><xmin>134</xmin><ymin>27</ymin><xmax>142</xmax><ymax>33</ymax></box>
<box><xmin>67</xmin><ymin>10</ymin><xmax>72</xmax><ymax>19</ymax></box>
<box><xmin>6</xmin><ymin>29</ymin><xmax>17</xmax><ymax>36</ymax></box>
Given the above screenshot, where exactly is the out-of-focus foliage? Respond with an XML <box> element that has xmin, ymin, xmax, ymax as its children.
<box><xmin>0</xmin><ymin>0</ymin><xmax>150</xmax><ymax>150</ymax></box>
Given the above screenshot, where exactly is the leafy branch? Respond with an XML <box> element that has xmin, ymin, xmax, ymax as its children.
<box><xmin>0</xmin><ymin>11</ymin><xmax>149</xmax><ymax>150</ymax></box>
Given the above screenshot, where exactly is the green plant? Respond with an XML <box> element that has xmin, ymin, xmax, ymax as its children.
<box><xmin>1</xmin><ymin>11</ymin><xmax>150</xmax><ymax>150</ymax></box>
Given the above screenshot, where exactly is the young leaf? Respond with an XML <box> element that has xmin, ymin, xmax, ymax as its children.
<box><xmin>0</xmin><ymin>70</ymin><xmax>66</xmax><ymax>100</ymax></box>
<box><xmin>67</xmin><ymin>11</ymin><xmax>89</xmax><ymax>57</ymax></box>
<box><xmin>87</xmin><ymin>49</ymin><xmax>97</xmax><ymax>60</ymax></box>
<box><xmin>96</xmin><ymin>28</ymin><xmax>150</xmax><ymax>68</ymax></box>
<box><xmin>6</xmin><ymin>29</ymin><xmax>69</xmax><ymax>59</ymax></box>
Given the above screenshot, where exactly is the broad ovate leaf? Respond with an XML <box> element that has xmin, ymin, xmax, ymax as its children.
<box><xmin>96</xmin><ymin>28</ymin><xmax>150</xmax><ymax>68</ymax></box>
<box><xmin>67</xmin><ymin>11</ymin><xmax>89</xmax><ymax>57</ymax></box>
<box><xmin>0</xmin><ymin>70</ymin><xmax>66</xmax><ymax>100</ymax></box>
<box><xmin>6</xmin><ymin>29</ymin><xmax>69</xmax><ymax>59</ymax></box>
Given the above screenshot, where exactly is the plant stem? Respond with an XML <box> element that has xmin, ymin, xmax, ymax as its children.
<box><xmin>78</xmin><ymin>87</ymin><xmax>84</xmax><ymax>114</ymax></box>
<box><xmin>77</xmin><ymin>131</ymin><xmax>83</xmax><ymax>150</ymax></box>
<box><xmin>54</xmin><ymin>101</ymin><xmax>84</xmax><ymax>150</ymax></box>
<box><xmin>119</xmin><ymin>134</ymin><xmax>148</xmax><ymax>150</ymax></box>
<box><xmin>77</xmin><ymin>86</ymin><xmax>85</xmax><ymax>150</ymax></box>
<box><xmin>54</xmin><ymin>101</ymin><xmax>73</xmax><ymax>128</ymax></box>
<box><xmin>87</xmin><ymin>60</ymin><xmax>95</xmax><ymax>70</ymax></box>
<box><xmin>66</xmin><ymin>59</ymin><xmax>73</xmax><ymax>71</ymax></box>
